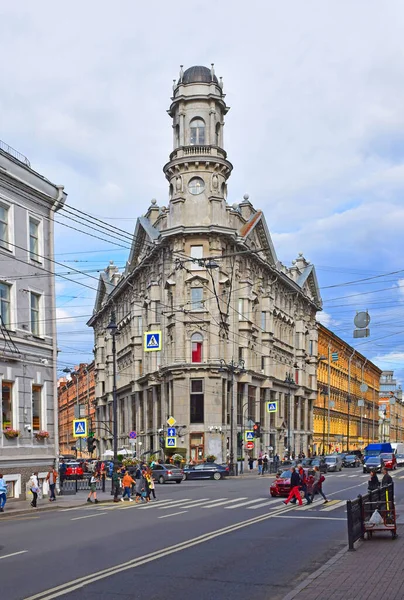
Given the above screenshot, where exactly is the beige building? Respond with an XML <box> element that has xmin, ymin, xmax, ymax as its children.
<box><xmin>88</xmin><ymin>65</ymin><xmax>322</xmax><ymax>464</ymax></box>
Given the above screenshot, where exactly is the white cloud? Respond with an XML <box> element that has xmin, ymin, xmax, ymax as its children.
<box><xmin>316</xmin><ymin>311</ymin><xmax>334</xmax><ymax>328</ymax></box>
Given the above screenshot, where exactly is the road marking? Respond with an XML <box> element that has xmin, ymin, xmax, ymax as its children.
<box><xmin>22</xmin><ymin>505</ymin><xmax>300</xmax><ymax>600</ymax></box>
<box><xmin>119</xmin><ymin>499</ymin><xmax>174</xmax><ymax>510</ymax></box>
<box><xmin>322</xmin><ymin>500</ymin><xmax>346</xmax><ymax>512</ymax></box>
<box><xmin>71</xmin><ymin>512</ymin><xmax>107</xmax><ymax>521</ymax></box>
<box><xmin>225</xmin><ymin>499</ymin><xmax>271</xmax><ymax>509</ymax></box>
<box><xmin>157</xmin><ymin>498</ymin><xmax>210</xmax><ymax>510</ymax></box>
<box><xmin>203</xmin><ymin>498</ymin><xmax>247</xmax><ymax>509</ymax></box>
<box><xmin>158</xmin><ymin>511</ymin><xmax>188</xmax><ymax>519</ymax></box>
<box><xmin>0</xmin><ymin>516</ymin><xmax>39</xmax><ymax>521</ymax></box>
<box><xmin>0</xmin><ymin>550</ymin><xmax>28</xmax><ymax>560</ymax></box>
<box><xmin>273</xmin><ymin>515</ymin><xmax>345</xmax><ymax>521</ymax></box>
<box><xmin>137</xmin><ymin>498</ymin><xmax>192</xmax><ymax>510</ymax></box>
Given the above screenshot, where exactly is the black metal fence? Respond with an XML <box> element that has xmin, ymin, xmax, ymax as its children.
<box><xmin>60</xmin><ymin>479</ymin><xmax>103</xmax><ymax>495</ymax></box>
<box><xmin>346</xmin><ymin>484</ymin><xmax>394</xmax><ymax>550</ymax></box>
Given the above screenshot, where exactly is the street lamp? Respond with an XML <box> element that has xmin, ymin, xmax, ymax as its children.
<box><xmin>285</xmin><ymin>373</ymin><xmax>295</xmax><ymax>459</ymax></box>
<box><xmin>219</xmin><ymin>358</ymin><xmax>245</xmax><ymax>476</ymax></box>
<box><xmin>106</xmin><ymin>313</ymin><xmax>119</xmax><ymax>469</ymax></box>
<box><xmin>320</xmin><ymin>387</ymin><xmax>328</xmax><ymax>455</ymax></box>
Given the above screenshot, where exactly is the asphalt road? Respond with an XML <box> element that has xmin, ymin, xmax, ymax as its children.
<box><xmin>1</xmin><ymin>468</ymin><xmax>402</xmax><ymax>600</ymax></box>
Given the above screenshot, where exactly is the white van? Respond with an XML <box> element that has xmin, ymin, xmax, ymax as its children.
<box><xmin>391</xmin><ymin>443</ymin><xmax>404</xmax><ymax>455</ymax></box>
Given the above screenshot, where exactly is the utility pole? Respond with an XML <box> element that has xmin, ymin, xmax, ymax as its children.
<box><xmin>347</xmin><ymin>350</ymin><xmax>355</xmax><ymax>451</ymax></box>
<box><xmin>107</xmin><ymin>313</ymin><xmax>119</xmax><ymax>469</ymax></box>
<box><xmin>219</xmin><ymin>358</ymin><xmax>245</xmax><ymax>476</ymax></box>
<box><xmin>285</xmin><ymin>373</ymin><xmax>294</xmax><ymax>459</ymax></box>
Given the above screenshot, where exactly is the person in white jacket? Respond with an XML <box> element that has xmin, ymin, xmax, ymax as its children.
<box><xmin>28</xmin><ymin>472</ymin><xmax>40</xmax><ymax>508</ymax></box>
<box><xmin>0</xmin><ymin>474</ymin><xmax>8</xmax><ymax>512</ymax></box>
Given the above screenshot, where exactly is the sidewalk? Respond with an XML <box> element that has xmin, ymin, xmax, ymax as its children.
<box><xmin>283</xmin><ymin>525</ymin><xmax>404</xmax><ymax>600</ymax></box>
<box><xmin>0</xmin><ymin>490</ymin><xmax>114</xmax><ymax>518</ymax></box>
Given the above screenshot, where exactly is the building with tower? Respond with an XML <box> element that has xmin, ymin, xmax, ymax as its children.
<box><xmin>88</xmin><ymin>65</ymin><xmax>322</xmax><ymax>464</ymax></box>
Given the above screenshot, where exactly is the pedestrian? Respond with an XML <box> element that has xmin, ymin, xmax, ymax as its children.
<box><xmin>112</xmin><ymin>467</ymin><xmax>121</xmax><ymax>502</ymax></box>
<box><xmin>257</xmin><ymin>455</ymin><xmax>263</xmax><ymax>475</ymax></box>
<box><xmin>0</xmin><ymin>473</ymin><xmax>7</xmax><ymax>512</ymax></box>
<box><xmin>148</xmin><ymin>471</ymin><xmax>157</xmax><ymax>500</ymax></box>
<box><xmin>368</xmin><ymin>469</ymin><xmax>380</xmax><ymax>492</ymax></box>
<box><xmin>283</xmin><ymin>467</ymin><xmax>303</xmax><ymax>506</ymax></box>
<box><xmin>310</xmin><ymin>466</ymin><xmax>328</xmax><ymax>503</ymax></box>
<box><xmin>87</xmin><ymin>471</ymin><xmax>100</xmax><ymax>503</ymax></box>
<box><xmin>28</xmin><ymin>472</ymin><xmax>40</xmax><ymax>508</ymax></box>
<box><xmin>262</xmin><ymin>454</ymin><xmax>269</xmax><ymax>474</ymax></box>
<box><xmin>135</xmin><ymin>470</ymin><xmax>146</xmax><ymax>503</ymax></box>
<box><xmin>59</xmin><ymin>461</ymin><xmax>67</xmax><ymax>488</ymax></box>
<box><xmin>121</xmin><ymin>470</ymin><xmax>135</xmax><ymax>502</ymax></box>
<box><xmin>382</xmin><ymin>467</ymin><xmax>394</xmax><ymax>501</ymax></box>
<box><xmin>142</xmin><ymin>468</ymin><xmax>151</xmax><ymax>502</ymax></box>
<box><xmin>248</xmin><ymin>457</ymin><xmax>254</xmax><ymax>471</ymax></box>
<box><xmin>100</xmin><ymin>462</ymin><xmax>106</xmax><ymax>493</ymax></box>
<box><xmin>46</xmin><ymin>466</ymin><xmax>58</xmax><ymax>502</ymax></box>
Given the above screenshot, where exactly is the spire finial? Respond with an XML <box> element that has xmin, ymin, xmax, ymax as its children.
<box><xmin>172</xmin><ymin>79</ymin><xmax>176</xmax><ymax>92</ymax></box>
<box><xmin>211</xmin><ymin>63</ymin><xmax>215</xmax><ymax>80</ymax></box>
<box><xmin>219</xmin><ymin>76</ymin><xmax>223</xmax><ymax>89</ymax></box>
<box><xmin>179</xmin><ymin>65</ymin><xmax>184</xmax><ymax>82</ymax></box>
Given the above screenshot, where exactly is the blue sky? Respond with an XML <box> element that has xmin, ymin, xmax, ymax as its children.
<box><xmin>1</xmin><ymin>0</ymin><xmax>403</xmax><ymax>384</ymax></box>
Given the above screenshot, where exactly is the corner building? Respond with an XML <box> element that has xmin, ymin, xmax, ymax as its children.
<box><xmin>88</xmin><ymin>65</ymin><xmax>322</xmax><ymax>463</ymax></box>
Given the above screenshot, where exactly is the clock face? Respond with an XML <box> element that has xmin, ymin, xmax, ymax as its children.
<box><xmin>188</xmin><ymin>177</ymin><xmax>205</xmax><ymax>195</ymax></box>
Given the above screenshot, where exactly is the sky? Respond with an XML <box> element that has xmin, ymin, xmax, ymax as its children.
<box><xmin>0</xmin><ymin>0</ymin><xmax>404</xmax><ymax>385</ymax></box>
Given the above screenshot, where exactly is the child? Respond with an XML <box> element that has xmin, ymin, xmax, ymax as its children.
<box><xmin>87</xmin><ymin>471</ymin><xmax>100</xmax><ymax>504</ymax></box>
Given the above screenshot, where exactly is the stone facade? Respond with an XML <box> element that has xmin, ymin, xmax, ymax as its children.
<box><xmin>0</xmin><ymin>141</ymin><xmax>66</xmax><ymax>498</ymax></box>
<box><xmin>88</xmin><ymin>65</ymin><xmax>322</xmax><ymax>463</ymax></box>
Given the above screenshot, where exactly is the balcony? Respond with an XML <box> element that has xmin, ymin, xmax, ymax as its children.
<box><xmin>169</xmin><ymin>145</ymin><xmax>227</xmax><ymax>161</ymax></box>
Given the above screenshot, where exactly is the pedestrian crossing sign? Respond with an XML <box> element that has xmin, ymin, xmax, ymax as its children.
<box><xmin>166</xmin><ymin>436</ymin><xmax>177</xmax><ymax>448</ymax></box>
<box><xmin>266</xmin><ymin>401</ymin><xmax>278</xmax><ymax>413</ymax></box>
<box><xmin>144</xmin><ymin>331</ymin><xmax>162</xmax><ymax>352</ymax></box>
<box><xmin>73</xmin><ymin>419</ymin><xmax>87</xmax><ymax>438</ymax></box>
<box><xmin>245</xmin><ymin>430</ymin><xmax>255</xmax><ymax>441</ymax></box>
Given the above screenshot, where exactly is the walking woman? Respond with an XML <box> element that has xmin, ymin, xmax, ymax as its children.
<box><xmin>29</xmin><ymin>472</ymin><xmax>40</xmax><ymax>508</ymax></box>
<box><xmin>146</xmin><ymin>468</ymin><xmax>156</xmax><ymax>501</ymax></box>
<box><xmin>311</xmin><ymin>466</ymin><xmax>328</xmax><ymax>504</ymax></box>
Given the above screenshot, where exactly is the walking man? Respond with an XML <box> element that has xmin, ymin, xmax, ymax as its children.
<box><xmin>257</xmin><ymin>455</ymin><xmax>263</xmax><ymax>475</ymax></box>
<box><xmin>121</xmin><ymin>470</ymin><xmax>135</xmax><ymax>502</ymax></box>
<box><xmin>262</xmin><ymin>454</ymin><xmax>269</xmax><ymax>474</ymax></box>
<box><xmin>28</xmin><ymin>472</ymin><xmax>40</xmax><ymax>508</ymax></box>
<box><xmin>112</xmin><ymin>467</ymin><xmax>121</xmax><ymax>502</ymax></box>
<box><xmin>46</xmin><ymin>466</ymin><xmax>58</xmax><ymax>502</ymax></box>
<box><xmin>310</xmin><ymin>466</ymin><xmax>328</xmax><ymax>504</ymax></box>
<box><xmin>283</xmin><ymin>467</ymin><xmax>303</xmax><ymax>506</ymax></box>
<box><xmin>0</xmin><ymin>473</ymin><xmax>7</xmax><ymax>512</ymax></box>
<box><xmin>59</xmin><ymin>461</ymin><xmax>67</xmax><ymax>488</ymax></box>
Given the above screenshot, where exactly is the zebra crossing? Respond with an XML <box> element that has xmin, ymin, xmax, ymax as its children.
<box><xmin>90</xmin><ymin>495</ymin><xmax>347</xmax><ymax>515</ymax></box>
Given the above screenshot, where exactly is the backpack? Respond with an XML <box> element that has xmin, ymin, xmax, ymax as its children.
<box><xmin>319</xmin><ymin>475</ymin><xmax>325</xmax><ymax>484</ymax></box>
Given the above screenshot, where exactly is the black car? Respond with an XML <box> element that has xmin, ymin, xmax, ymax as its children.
<box><xmin>363</xmin><ymin>456</ymin><xmax>382</xmax><ymax>474</ymax></box>
<box><xmin>182</xmin><ymin>463</ymin><xmax>229</xmax><ymax>481</ymax></box>
<box><xmin>343</xmin><ymin>455</ymin><xmax>361</xmax><ymax>468</ymax></box>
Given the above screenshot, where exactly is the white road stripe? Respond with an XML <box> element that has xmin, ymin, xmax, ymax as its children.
<box><xmin>225</xmin><ymin>499</ymin><xmax>271</xmax><ymax>509</ymax></box>
<box><xmin>71</xmin><ymin>512</ymin><xmax>107</xmax><ymax>521</ymax></box>
<box><xmin>157</xmin><ymin>498</ymin><xmax>210</xmax><ymax>510</ymax></box>
<box><xmin>137</xmin><ymin>498</ymin><xmax>192</xmax><ymax>510</ymax></box>
<box><xmin>119</xmin><ymin>499</ymin><xmax>174</xmax><ymax>510</ymax></box>
<box><xmin>321</xmin><ymin>500</ymin><xmax>346</xmax><ymax>512</ymax></box>
<box><xmin>0</xmin><ymin>550</ymin><xmax>28</xmax><ymax>560</ymax></box>
<box><xmin>203</xmin><ymin>498</ymin><xmax>248</xmax><ymax>509</ymax></box>
<box><xmin>158</xmin><ymin>511</ymin><xmax>188</xmax><ymax>519</ymax></box>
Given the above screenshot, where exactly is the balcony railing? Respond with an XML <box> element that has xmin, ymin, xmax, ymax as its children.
<box><xmin>169</xmin><ymin>145</ymin><xmax>227</xmax><ymax>161</ymax></box>
<box><xmin>0</xmin><ymin>139</ymin><xmax>31</xmax><ymax>167</ymax></box>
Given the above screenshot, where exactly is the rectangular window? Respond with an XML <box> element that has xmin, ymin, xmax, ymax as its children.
<box><xmin>0</xmin><ymin>282</ymin><xmax>11</xmax><ymax>328</ymax></box>
<box><xmin>248</xmin><ymin>385</ymin><xmax>256</xmax><ymax>422</ymax></box>
<box><xmin>137</xmin><ymin>316</ymin><xmax>143</xmax><ymax>335</ymax></box>
<box><xmin>154</xmin><ymin>301</ymin><xmax>161</xmax><ymax>324</ymax></box>
<box><xmin>238</xmin><ymin>298</ymin><xmax>248</xmax><ymax>320</ymax></box>
<box><xmin>192</xmin><ymin>341</ymin><xmax>202</xmax><ymax>363</ymax></box>
<box><xmin>191</xmin><ymin>287</ymin><xmax>203</xmax><ymax>310</ymax></box>
<box><xmin>0</xmin><ymin>205</ymin><xmax>9</xmax><ymax>250</ymax></box>
<box><xmin>29</xmin><ymin>218</ymin><xmax>40</xmax><ymax>261</ymax></box>
<box><xmin>30</xmin><ymin>292</ymin><xmax>41</xmax><ymax>336</ymax></box>
<box><xmin>32</xmin><ymin>385</ymin><xmax>42</xmax><ymax>430</ymax></box>
<box><xmin>261</xmin><ymin>356</ymin><xmax>265</xmax><ymax>371</ymax></box>
<box><xmin>190</xmin><ymin>245</ymin><xmax>204</xmax><ymax>270</ymax></box>
<box><xmin>2</xmin><ymin>381</ymin><xmax>13</xmax><ymax>429</ymax></box>
<box><xmin>190</xmin><ymin>379</ymin><xmax>204</xmax><ymax>423</ymax></box>
<box><xmin>261</xmin><ymin>311</ymin><xmax>266</xmax><ymax>331</ymax></box>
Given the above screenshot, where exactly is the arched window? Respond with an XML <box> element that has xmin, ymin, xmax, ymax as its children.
<box><xmin>190</xmin><ymin>118</ymin><xmax>205</xmax><ymax>145</ymax></box>
<box><xmin>215</xmin><ymin>122</ymin><xmax>221</xmax><ymax>146</ymax></box>
<box><xmin>191</xmin><ymin>332</ymin><xmax>203</xmax><ymax>363</ymax></box>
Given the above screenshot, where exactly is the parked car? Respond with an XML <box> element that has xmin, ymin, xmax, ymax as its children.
<box><xmin>343</xmin><ymin>455</ymin><xmax>361</xmax><ymax>468</ymax></box>
<box><xmin>182</xmin><ymin>463</ymin><xmax>229</xmax><ymax>481</ymax></box>
<box><xmin>380</xmin><ymin>453</ymin><xmax>397</xmax><ymax>470</ymax></box>
<box><xmin>308</xmin><ymin>457</ymin><xmax>328</xmax><ymax>473</ymax></box>
<box><xmin>151</xmin><ymin>464</ymin><xmax>183</xmax><ymax>484</ymax></box>
<box><xmin>64</xmin><ymin>462</ymin><xmax>84</xmax><ymax>480</ymax></box>
<box><xmin>396</xmin><ymin>453</ymin><xmax>404</xmax><ymax>467</ymax></box>
<box><xmin>324</xmin><ymin>455</ymin><xmax>343</xmax><ymax>472</ymax></box>
<box><xmin>363</xmin><ymin>456</ymin><xmax>383</xmax><ymax>473</ymax></box>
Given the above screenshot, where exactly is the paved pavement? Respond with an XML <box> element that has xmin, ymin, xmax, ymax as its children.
<box><xmin>0</xmin><ymin>489</ymin><xmax>113</xmax><ymax>517</ymax></box>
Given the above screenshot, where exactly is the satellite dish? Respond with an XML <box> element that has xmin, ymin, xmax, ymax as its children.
<box><xmin>360</xmin><ymin>383</ymin><xmax>368</xmax><ymax>393</ymax></box>
<box><xmin>354</xmin><ymin>311</ymin><xmax>370</xmax><ymax>329</ymax></box>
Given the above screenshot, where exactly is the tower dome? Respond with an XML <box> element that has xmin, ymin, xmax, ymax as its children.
<box><xmin>182</xmin><ymin>65</ymin><xmax>218</xmax><ymax>84</ymax></box>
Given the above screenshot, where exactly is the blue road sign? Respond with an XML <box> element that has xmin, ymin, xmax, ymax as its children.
<box><xmin>73</xmin><ymin>419</ymin><xmax>87</xmax><ymax>437</ymax></box>
<box><xmin>165</xmin><ymin>437</ymin><xmax>177</xmax><ymax>448</ymax></box>
<box><xmin>129</xmin><ymin>431</ymin><xmax>137</xmax><ymax>439</ymax></box>
<box><xmin>144</xmin><ymin>331</ymin><xmax>162</xmax><ymax>352</ymax></box>
<box><xmin>167</xmin><ymin>427</ymin><xmax>176</xmax><ymax>437</ymax></box>
<box><xmin>266</xmin><ymin>401</ymin><xmax>278</xmax><ymax>413</ymax></box>
<box><xmin>245</xmin><ymin>431</ymin><xmax>255</xmax><ymax>441</ymax></box>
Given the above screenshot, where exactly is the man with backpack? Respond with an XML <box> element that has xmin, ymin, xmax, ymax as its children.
<box><xmin>310</xmin><ymin>466</ymin><xmax>328</xmax><ymax>504</ymax></box>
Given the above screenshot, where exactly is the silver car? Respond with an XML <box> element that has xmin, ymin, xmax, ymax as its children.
<box><xmin>325</xmin><ymin>455</ymin><xmax>343</xmax><ymax>472</ymax></box>
<box><xmin>152</xmin><ymin>463</ymin><xmax>183</xmax><ymax>484</ymax></box>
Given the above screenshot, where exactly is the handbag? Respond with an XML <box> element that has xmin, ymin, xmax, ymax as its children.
<box><xmin>141</xmin><ymin>491</ymin><xmax>147</xmax><ymax>498</ymax></box>
<box><xmin>31</xmin><ymin>486</ymin><xmax>39</xmax><ymax>493</ymax></box>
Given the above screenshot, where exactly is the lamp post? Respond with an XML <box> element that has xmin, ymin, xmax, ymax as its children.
<box><xmin>107</xmin><ymin>313</ymin><xmax>119</xmax><ymax>469</ymax></box>
<box><xmin>285</xmin><ymin>373</ymin><xmax>295</xmax><ymax>459</ymax></box>
<box><xmin>320</xmin><ymin>388</ymin><xmax>327</xmax><ymax>455</ymax></box>
<box><xmin>219</xmin><ymin>358</ymin><xmax>245</xmax><ymax>476</ymax></box>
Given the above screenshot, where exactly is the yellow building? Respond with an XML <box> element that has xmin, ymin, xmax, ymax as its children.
<box><xmin>314</xmin><ymin>325</ymin><xmax>382</xmax><ymax>454</ymax></box>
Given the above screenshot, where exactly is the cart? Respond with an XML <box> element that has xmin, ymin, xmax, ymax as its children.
<box><xmin>362</xmin><ymin>488</ymin><xmax>397</xmax><ymax>540</ymax></box>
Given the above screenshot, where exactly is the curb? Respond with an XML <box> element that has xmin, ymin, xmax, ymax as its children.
<box><xmin>0</xmin><ymin>498</ymin><xmax>113</xmax><ymax>519</ymax></box>
<box><xmin>281</xmin><ymin>542</ymin><xmax>360</xmax><ymax>600</ymax></box>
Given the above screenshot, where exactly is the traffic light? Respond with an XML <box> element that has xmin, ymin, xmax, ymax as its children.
<box><xmin>87</xmin><ymin>432</ymin><xmax>96</xmax><ymax>454</ymax></box>
<box><xmin>159</xmin><ymin>436</ymin><xmax>165</xmax><ymax>449</ymax></box>
<box><xmin>253</xmin><ymin>422</ymin><xmax>261</xmax><ymax>438</ymax></box>
<box><xmin>237</xmin><ymin>432</ymin><xmax>243</xmax><ymax>449</ymax></box>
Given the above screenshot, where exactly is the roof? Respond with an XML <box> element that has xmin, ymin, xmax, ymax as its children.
<box><xmin>182</xmin><ymin>65</ymin><xmax>218</xmax><ymax>84</ymax></box>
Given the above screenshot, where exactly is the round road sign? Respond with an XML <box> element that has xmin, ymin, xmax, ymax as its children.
<box><xmin>246</xmin><ymin>441</ymin><xmax>255</xmax><ymax>450</ymax></box>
